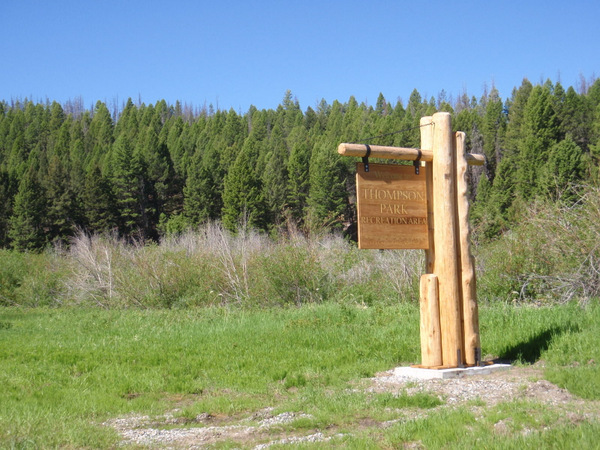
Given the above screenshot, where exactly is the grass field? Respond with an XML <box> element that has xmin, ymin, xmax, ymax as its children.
<box><xmin>1</xmin><ymin>301</ymin><xmax>599</xmax><ymax>448</ymax></box>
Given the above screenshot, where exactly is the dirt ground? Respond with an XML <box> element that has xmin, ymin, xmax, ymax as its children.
<box><xmin>104</xmin><ymin>363</ymin><xmax>600</xmax><ymax>448</ymax></box>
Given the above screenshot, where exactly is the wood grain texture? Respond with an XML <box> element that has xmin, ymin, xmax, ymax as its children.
<box><xmin>420</xmin><ymin>116</ymin><xmax>435</xmax><ymax>274</ymax></box>
<box><xmin>431</xmin><ymin>112</ymin><xmax>464</xmax><ymax>367</ymax></box>
<box><xmin>355</xmin><ymin>163</ymin><xmax>429</xmax><ymax>249</ymax></box>
<box><xmin>419</xmin><ymin>274</ymin><xmax>442</xmax><ymax>367</ymax></box>
<box><xmin>337</xmin><ymin>143</ymin><xmax>485</xmax><ymax>165</ymax></box>
<box><xmin>454</xmin><ymin>132</ymin><xmax>481</xmax><ymax>365</ymax></box>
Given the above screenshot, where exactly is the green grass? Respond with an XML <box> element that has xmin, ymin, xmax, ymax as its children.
<box><xmin>1</xmin><ymin>301</ymin><xmax>599</xmax><ymax>448</ymax></box>
<box><xmin>480</xmin><ymin>301</ymin><xmax>600</xmax><ymax>398</ymax></box>
<box><xmin>0</xmin><ymin>303</ymin><xmax>419</xmax><ymax>447</ymax></box>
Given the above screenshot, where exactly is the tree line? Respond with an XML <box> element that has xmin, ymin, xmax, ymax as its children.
<box><xmin>1</xmin><ymin>78</ymin><xmax>600</xmax><ymax>251</ymax></box>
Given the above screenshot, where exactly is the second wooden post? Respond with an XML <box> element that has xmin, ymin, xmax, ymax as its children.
<box><xmin>432</xmin><ymin>112</ymin><xmax>464</xmax><ymax>367</ymax></box>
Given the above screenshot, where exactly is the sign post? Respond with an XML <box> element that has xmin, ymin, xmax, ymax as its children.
<box><xmin>338</xmin><ymin>112</ymin><xmax>483</xmax><ymax>369</ymax></box>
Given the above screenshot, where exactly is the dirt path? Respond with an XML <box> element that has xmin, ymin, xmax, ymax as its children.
<box><xmin>371</xmin><ymin>364</ymin><xmax>575</xmax><ymax>407</ymax></box>
<box><xmin>104</xmin><ymin>364</ymin><xmax>600</xmax><ymax>448</ymax></box>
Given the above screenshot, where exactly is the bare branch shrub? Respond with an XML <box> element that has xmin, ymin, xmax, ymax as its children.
<box><xmin>207</xmin><ymin>223</ymin><xmax>272</xmax><ymax>304</ymax></box>
<box><xmin>62</xmin><ymin>223</ymin><xmax>427</xmax><ymax>308</ymax></box>
<box><xmin>373</xmin><ymin>250</ymin><xmax>424</xmax><ymax>300</ymax></box>
<box><xmin>66</xmin><ymin>231</ymin><xmax>122</xmax><ymax>308</ymax></box>
<box><xmin>476</xmin><ymin>184</ymin><xmax>600</xmax><ymax>304</ymax></box>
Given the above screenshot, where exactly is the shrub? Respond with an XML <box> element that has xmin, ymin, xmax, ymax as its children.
<box><xmin>475</xmin><ymin>184</ymin><xmax>600</xmax><ymax>304</ymax></box>
<box><xmin>0</xmin><ymin>249</ymin><xmax>68</xmax><ymax>307</ymax></box>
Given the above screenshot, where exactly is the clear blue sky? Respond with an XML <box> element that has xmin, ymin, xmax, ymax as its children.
<box><xmin>2</xmin><ymin>0</ymin><xmax>599</xmax><ymax>113</ymax></box>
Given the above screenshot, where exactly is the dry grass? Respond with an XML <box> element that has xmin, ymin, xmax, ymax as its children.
<box><xmin>59</xmin><ymin>223</ymin><xmax>423</xmax><ymax>308</ymax></box>
<box><xmin>10</xmin><ymin>185</ymin><xmax>600</xmax><ymax>309</ymax></box>
<box><xmin>477</xmin><ymin>185</ymin><xmax>600</xmax><ymax>304</ymax></box>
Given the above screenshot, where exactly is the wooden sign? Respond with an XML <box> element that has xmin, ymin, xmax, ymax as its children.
<box><xmin>356</xmin><ymin>163</ymin><xmax>429</xmax><ymax>249</ymax></box>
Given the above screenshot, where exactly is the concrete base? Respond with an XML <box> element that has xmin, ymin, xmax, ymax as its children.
<box><xmin>392</xmin><ymin>364</ymin><xmax>512</xmax><ymax>380</ymax></box>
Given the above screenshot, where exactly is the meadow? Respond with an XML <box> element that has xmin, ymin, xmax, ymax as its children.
<box><xmin>1</xmin><ymin>302</ymin><xmax>599</xmax><ymax>448</ymax></box>
<box><xmin>1</xmin><ymin>189</ymin><xmax>600</xmax><ymax>448</ymax></box>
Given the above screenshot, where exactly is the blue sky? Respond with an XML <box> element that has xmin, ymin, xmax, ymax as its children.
<box><xmin>2</xmin><ymin>0</ymin><xmax>599</xmax><ymax>113</ymax></box>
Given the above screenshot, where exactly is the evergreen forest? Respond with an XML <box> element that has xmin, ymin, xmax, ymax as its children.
<box><xmin>2</xmin><ymin>77</ymin><xmax>600</xmax><ymax>251</ymax></box>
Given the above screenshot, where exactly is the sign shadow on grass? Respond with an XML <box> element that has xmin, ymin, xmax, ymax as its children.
<box><xmin>497</xmin><ymin>324</ymin><xmax>579</xmax><ymax>364</ymax></box>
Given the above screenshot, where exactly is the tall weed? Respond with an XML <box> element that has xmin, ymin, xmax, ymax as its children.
<box><xmin>0</xmin><ymin>249</ymin><xmax>67</xmax><ymax>307</ymax></box>
<box><xmin>475</xmin><ymin>185</ymin><xmax>600</xmax><ymax>304</ymax></box>
<box><xmin>16</xmin><ymin>183</ymin><xmax>600</xmax><ymax>309</ymax></box>
<box><xmin>59</xmin><ymin>224</ymin><xmax>424</xmax><ymax>308</ymax></box>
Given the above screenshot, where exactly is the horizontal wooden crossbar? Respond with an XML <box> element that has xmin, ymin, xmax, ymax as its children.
<box><xmin>337</xmin><ymin>143</ymin><xmax>485</xmax><ymax>166</ymax></box>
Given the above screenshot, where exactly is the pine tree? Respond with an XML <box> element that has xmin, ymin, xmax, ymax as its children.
<box><xmin>516</xmin><ymin>83</ymin><xmax>559</xmax><ymax>199</ymax></box>
<box><xmin>183</xmin><ymin>142</ymin><xmax>223</xmax><ymax>225</ymax></box>
<box><xmin>481</xmin><ymin>155</ymin><xmax>516</xmax><ymax>238</ymax></box>
<box><xmin>262</xmin><ymin>125</ymin><xmax>289</xmax><ymax>227</ymax></box>
<box><xmin>281</xmin><ymin>89</ymin><xmax>302</xmax><ymax>136</ymax></box>
<box><xmin>341</xmin><ymin>96</ymin><xmax>362</xmax><ymax>142</ymax></box>
<box><xmin>8</xmin><ymin>167</ymin><xmax>47</xmax><ymax>251</ymax></box>
<box><xmin>287</xmin><ymin>138</ymin><xmax>310</xmax><ymax>225</ymax></box>
<box><xmin>110</xmin><ymin>134</ymin><xmax>147</xmax><ymax>237</ymax></box>
<box><xmin>307</xmin><ymin>140</ymin><xmax>348</xmax><ymax>230</ymax></box>
<box><xmin>542</xmin><ymin>137</ymin><xmax>584</xmax><ymax>200</ymax></box>
<box><xmin>166</xmin><ymin>116</ymin><xmax>185</xmax><ymax>176</ymax></box>
<box><xmin>222</xmin><ymin>136</ymin><xmax>266</xmax><ymax>232</ymax></box>
<box><xmin>375</xmin><ymin>92</ymin><xmax>387</xmax><ymax>116</ymax></box>
<box><xmin>504</xmin><ymin>79</ymin><xmax>533</xmax><ymax>153</ymax></box>
<box><xmin>82</xmin><ymin>166</ymin><xmax>117</xmax><ymax>233</ymax></box>
<box><xmin>555</xmin><ymin>85</ymin><xmax>591</xmax><ymax>150</ymax></box>
<box><xmin>85</xmin><ymin>101</ymin><xmax>114</xmax><ymax>168</ymax></box>
<box><xmin>45</xmin><ymin>155</ymin><xmax>76</xmax><ymax>242</ymax></box>
<box><xmin>0</xmin><ymin>169</ymin><xmax>15</xmax><ymax>247</ymax></box>
<box><xmin>482</xmin><ymin>86</ymin><xmax>506</xmax><ymax>179</ymax></box>
<box><xmin>137</xmin><ymin>116</ymin><xmax>172</xmax><ymax>233</ymax></box>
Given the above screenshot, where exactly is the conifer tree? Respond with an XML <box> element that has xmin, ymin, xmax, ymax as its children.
<box><xmin>281</xmin><ymin>90</ymin><xmax>302</xmax><ymax>136</ymax></box>
<box><xmin>0</xmin><ymin>169</ymin><xmax>15</xmax><ymax>247</ymax></box>
<box><xmin>481</xmin><ymin>155</ymin><xmax>516</xmax><ymax>238</ymax></box>
<box><xmin>516</xmin><ymin>84</ymin><xmax>559</xmax><ymax>199</ymax></box>
<box><xmin>287</xmin><ymin>137</ymin><xmax>310</xmax><ymax>225</ymax></box>
<box><xmin>375</xmin><ymin>92</ymin><xmax>388</xmax><ymax>116</ymax></box>
<box><xmin>482</xmin><ymin>86</ymin><xmax>506</xmax><ymax>179</ymax></box>
<box><xmin>183</xmin><ymin>141</ymin><xmax>224</xmax><ymax>225</ymax></box>
<box><xmin>341</xmin><ymin>96</ymin><xmax>362</xmax><ymax>142</ymax></box>
<box><xmin>166</xmin><ymin>116</ymin><xmax>185</xmax><ymax>175</ymax></box>
<box><xmin>137</xmin><ymin>117</ymin><xmax>171</xmax><ymax>228</ymax></box>
<box><xmin>555</xmin><ymin>85</ymin><xmax>590</xmax><ymax>150</ymax></box>
<box><xmin>542</xmin><ymin>137</ymin><xmax>584</xmax><ymax>200</ymax></box>
<box><xmin>307</xmin><ymin>140</ymin><xmax>348</xmax><ymax>230</ymax></box>
<box><xmin>45</xmin><ymin>154</ymin><xmax>76</xmax><ymax>242</ymax></box>
<box><xmin>222</xmin><ymin>136</ymin><xmax>266</xmax><ymax>232</ymax></box>
<box><xmin>504</xmin><ymin>79</ymin><xmax>533</xmax><ymax>153</ymax></box>
<box><xmin>85</xmin><ymin>102</ymin><xmax>114</xmax><ymax>169</ymax></box>
<box><xmin>82</xmin><ymin>166</ymin><xmax>117</xmax><ymax>234</ymax></box>
<box><xmin>262</xmin><ymin>125</ymin><xmax>289</xmax><ymax>226</ymax></box>
<box><xmin>303</xmin><ymin>106</ymin><xmax>318</xmax><ymax>133</ymax></box>
<box><xmin>8</xmin><ymin>166</ymin><xmax>47</xmax><ymax>251</ymax></box>
<box><xmin>110</xmin><ymin>134</ymin><xmax>147</xmax><ymax>237</ymax></box>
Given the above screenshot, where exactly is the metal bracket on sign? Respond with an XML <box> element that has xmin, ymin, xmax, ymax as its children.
<box><xmin>362</xmin><ymin>144</ymin><xmax>371</xmax><ymax>172</ymax></box>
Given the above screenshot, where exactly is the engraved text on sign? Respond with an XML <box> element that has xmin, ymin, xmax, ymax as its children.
<box><xmin>356</xmin><ymin>163</ymin><xmax>429</xmax><ymax>249</ymax></box>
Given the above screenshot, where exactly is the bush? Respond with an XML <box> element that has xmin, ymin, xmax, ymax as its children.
<box><xmin>475</xmin><ymin>185</ymin><xmax>600</xmax><ymax>304</ymax></box>
<box><xmin>8</xmin><ymin>182</ymin><xmax>599</xmax><ymax>309</ymax></box>
<box><xmin>51</xmin><ymin>224</ymin><xmax>426</xmax><ymax>308</ymax></box>
<box><xmin>0</xmin><ymin>249</ymin><xmax>68</xmax><ymax>307</ymax></box>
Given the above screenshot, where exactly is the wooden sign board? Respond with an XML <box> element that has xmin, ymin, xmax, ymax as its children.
<box><xmin>356</xmin><ymin>163</ymin><xmax>429</xmax><ymax>249</ymax></box>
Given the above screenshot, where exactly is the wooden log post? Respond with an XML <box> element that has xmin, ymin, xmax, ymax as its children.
<box><xmin>419</xmin><ymin>274</ymin><xmax>442</xmax><ymax>367</ymax></box>
<box><xmin>431</xmin><ymin>112</ymin><xmax>464</xmax><ymax>367</ymax></box>
<box><xmin>420</xmin><ymin>116</ymin><xmax>435</xmax><ymax>275</ymax></box>
<box><xmin>455</xmin><ymin>132</ymin><xmax>481</xmax><ymax>365</ymax></box>
<box><xmin>337</xmin><ymin>144</ymin><xmax>485</xmax><ymax>166</ymax></box>
<box><xmin>419</xmin><ymin>116</ymin><xmax>440</xmax><ymax>368</ymax></box>
<box><xmin>338</xmin><ymin>115</ymin><xmax>484</xmax><ymax>369</ymax></box>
